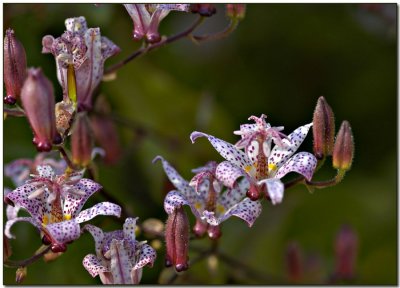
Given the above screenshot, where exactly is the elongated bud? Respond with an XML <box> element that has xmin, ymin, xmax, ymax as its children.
<box><xmin>226</xmin><ymin>4</ymin><xmax>246</xmax><ymax>20</ymax></box>
<box><xmin>4</xmin><ymin>29</ymin><xmax>27</xmax><ymax>105</ymax></box>
<box><xmin>21</xmin><ymin>68</ymin><xmax>59</xmax><ymax>152</ymax></box>
<box><xmin>335</xmin><ymin>225</ymin><xmax>358</xmax><ymax>280</ymax></box>
<box><xmin>286</xmin><ymin>242</ymin><xmax>303</xmax><ymax>283</ymax></box>
<box><xmin>190</xmin><ymin>4</ymin><xmax>216</xmax><ymax>17</ymax></box>
<box><xmin>16</xmin><ymin>267</ymin><xmax>27</xmax><ymax>284</ymax></box>
<box><xmin>71</xmin><ymin>112</ymin><xmax>93</xmax><ymax>168</ymax></box>
<box><xmin>313</xmin><ymin>96</ymin><xmax>335</xmax><ymax>159</ymax></box>
<box><xmin>332</xmin><ymin>121</ymin><xmax>354</xmax><ymax>171</ymax></box>
<box><xmin>165</xmin><ymin>206</ymin><xmax>189</xmax><ymax>272</ymax></box>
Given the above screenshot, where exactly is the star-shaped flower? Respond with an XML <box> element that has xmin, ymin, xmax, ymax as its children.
<box><xmin>190</xmin><ymin>115</ymin><xmax>317</xmax><ymax>203</ymax></box>
<box><xmin>4</xmin><ymin>165</ymin><xmax>121</xmax><ymax>252</ymax></box>
<box><xmin>153</xmin><ymin>156</ymin><xmax>261</xmax><ymax>238</ymax></box>
<box><xmin>83</xmin><ymin>218</ymin><xmax>156</xmax><ymax>284</ymax></box>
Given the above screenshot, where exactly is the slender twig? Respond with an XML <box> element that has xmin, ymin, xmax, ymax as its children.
<box><xmin>4</xmin><ymin>107</ymin><xmax>25</xmax><ymax>117</ymax></box>
<box><xmin>104</xmin><ymin>16</ymin><xmax>205</xmax><ymax>76</ymax></box>
<box><xmin>57</xmin><ymin>146</ymin><xmax>77</xmax><ymax>171</ymax></box>
<box><xmin>192</xmin><ymin>19</ymin><xmax>239</xmax><ymax>42</ymax></box>
<box><xmin>4</xmin><ymin>245</ymin><xmax>51</xmax><ymax>268</ymax></box>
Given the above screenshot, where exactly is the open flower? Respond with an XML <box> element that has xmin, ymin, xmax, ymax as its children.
<box><xmin>4</xmin><ymin>165</ymin><xmax>121</xmax><ymax>252</ymax></box>
<box><xmin>83</xmin><ymin>218</ymin><xmax>156</xmax><ymax>284</ymax></box>
<box><xmin>124</xmin><ymin>4</ymin><xmax>189</xmax><ymax>43</ymax></box>
<box><xmin>190</xmin><ymin>115</ymin><xmax>317</xmax><ymax>203</ymax></box>
<box><xmin>153</xmin><ymin>156</ymin><xmax>261</xmax><ymax>238</ymax></box>
<box><xmin>42</xmin><ymin>16</ymin><xmax>120</xmax><ymax>111</ymax></box>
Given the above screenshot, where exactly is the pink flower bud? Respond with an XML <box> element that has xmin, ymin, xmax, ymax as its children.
<box><xmin>16</xmin><ymin>267</ymin><xmax>27</xmax><ymax>284</ymax></box>
<box><xmin>312</xmin><ymin>96</ymin><xmax>335</xmax><ymax>159</ymax></box>
<box><xmin>286</xmin><ymin>242</ymin><xmax>303</xmax><ymax>283</ymax></box>
<box><xmin>4</xmin><ymin>28</ymin><xmax>27</xmax><ymax>105</ymax></box>
<box><xmin>193</xmin><ymin>219</ymin><xmax>208</xmax><ymax>238</ymax></box>
<box><xmin>190</xmin><ymin>4</ymin><xmax>217</xmax><ymax>17</ymax></box>
<box><xmin>21</xmin><ymin>68</ymin><xmax>58</xmax><ymax>152</ymax></box>
<box><xmin>334</xmin><ymin>225</ymin><xmax>358</xmax><ymax>280</ymax></box>
<box><xmin>226</xmin><ymin>4</ymin><xmax>246</xmax><ymax>20</ymax></box>
<box><xmin>71</xmin><ymin>112</ymin><xmax>93</xmax><ymax>168</ymax></box>
<box><xmin>247</xmin><ymin>182</ymin><xmax>261</xmax><ymax>201</ymax></box>
<box><xmin>165</xmin><ymin>206</ymin><xmax>189</xmax><ymax>272</ymax></box>
<box><xmin>207</xmin><ymin>225</ymin><xmax>222</xmax><ymax>240</ymax></box>
<box><xmin>332</xmin><ymin>121</ymin><xmax>354</xmax><ymax>171</ymax></box>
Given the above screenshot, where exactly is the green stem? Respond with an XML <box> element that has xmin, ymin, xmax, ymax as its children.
<box><xmin>4</xmin><ymin>245</ymin><xmax>51</xmax><ymax>268</ymax></box>
<box><xmin>192</xmin><ymin>19</ymin><xmax>239</xmax><ymax>42</ymax></box>
<box><xmin>306</xmin><ymin>169</ymin><xmax>346</xmax><ymax>188</ymax></box>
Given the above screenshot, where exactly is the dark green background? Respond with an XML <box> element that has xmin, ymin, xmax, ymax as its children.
<box><xmin>3</xmin><ymin>4</ymin><xmax>397</xmax><ymax>284</ymax></box>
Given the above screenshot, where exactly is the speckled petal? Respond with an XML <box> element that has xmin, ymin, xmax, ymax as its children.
<box><xmin>268</xmin><ymin>123</ymin><xmax>312</xmax><ymax>172</ymax></box>
<box><xmin>75</xmin><ymin>202</ymin><xmax>121</xmax><ymax>224</ymax></box>
<box><xmin>164</xmin><ymin>190</ymin><xmax>201</xmax><ymax>219</ymax></box>
<box><xmin>203</xmin><ymin>197</ymin><xmax>262</xmax><ymax>227</ymax></box>
<box><xmin>5</xmin><ymin>159</ymin><xmax>32</xmax><ymax>186</ymax></box>
<box><xmin>110</xmin><ymin>239</ymin><xmax>133</xmax><ymax>284</ymax></box>
<box><xmin>217</xmin><ymin>177</ymin><xmax>249</xmax><ymax>210</ymax></box>
<box><xmin>275</xmin><ymin>152</ymin><xmax>317</xmax><ymax>181</ymax></box>
<box><xmin>63</xmin><ymin>178</ymin><xmax>102</xmax><ymax>217</ymax></box>
<box><xmin>36</xmin><ymin>165</ymin><xmax>55</xmax><ymax>179</ymax></box>
<box><xmin>5</xmin><ymin>217</ymin><xmax>40</xmax><ymax>239</ymax></box>
<box><xmin>83</xmin><ymin>224</ymin><xmax>105</xmax><ymax>256</ymax></box>
<box><xmin>133</xmin><ymin>243</ymin><xmax>157</xmax><ymax>270</ymax></box>
<box><xmin>83</xmin><ymin>254</ymin><xmax>109</xmax><ymax>277</ymax></box>
<box><xmin>65</xmin><ymin>16</ymin><xmax>87</xmax><ymax>33</ymax></box>
<box><xmin>45</xmin><ymin>219</ymin><xmax>81</xmax><ymax>243</ymax></box>
<box><xmin>153</xmin><ymin>156</ymin><xmax>193</xmax><ymax>196</ymax></box>
<box><xmin>190</xmin><ymin>131</ymin><xmax>251</xmax><ymax>170</ymax></box>
<box><xmin>234</xmin><ymin>123</ymin><xmax>257</xmax><ymax>136</ymax></box>
<box><xmin>215</xmin><ymin>161</ymin><xmax>245</xmax><ymax>188</ymax></box>
<box><xmin>123</xmin><ymin>217</ymin><xmax>138</xmax><ymax>242</ymax></box>
<box><xmin>6</xmin><ymin>204</ymin><xmax>21</xmax><ymax>221</ymax></box>
<box><xmin>154</xmin><ymin>4</ymin><xmax>190</xmax><ymax>12</ymax></box>
<box><xmin>101</xmin><ymin>36</ymin><xmax>120</xmax><ymax>60</ymax></box>
<box><xmin>258</xmin><ymin>178</ymin><xmax>284</xmax><ymax>205</ymax></box>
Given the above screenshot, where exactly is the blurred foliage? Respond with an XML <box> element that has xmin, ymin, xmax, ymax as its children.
<box><xmin>3</xmin><ymin>3</ymin><xmax>397</xmax><ymax>285</ymax></box>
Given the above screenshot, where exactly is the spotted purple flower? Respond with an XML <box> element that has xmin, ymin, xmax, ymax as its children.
<box><xmin>4</xmin><ymin>165</ymin><xmax>121</xmax><ymax>252</ymax></box>
<box><xmin>190</xmin><ymin>115</ymin><xmax>317</xmax><ymax>203</ymax></box>
<box><xmin>42</xmin><ymin>16</ymin><xmax>120</xmax><ymax>111</ymax></box>
<box><xmin>153</xmin><ymin>156</ymin><xmax>261</xmax><ymax>238</ymax></box>
<box><xmin>83</xmin><ymin>218</ymin><xmax>156</xmax><ymax>284</ymax></box>
<box><xmin>124</xmin><ymin>4</ymin><xmax>189</xmax><ymax>43</ymax></box>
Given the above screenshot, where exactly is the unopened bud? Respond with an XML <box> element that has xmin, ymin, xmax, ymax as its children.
<box><xmin>165</xmin><ymin>206</ymin><xmax>189</xmax><ymax>272</ymax></box>
<box><xmin>247</xmin><ymin>183</ymin><xmax>261</xmax><ymax>201</ymax></box>
<box><xmin>226</xmin><ymin>4</ymin><xmax>246</xmax><ymax>20</ymax></box>
<box><xmin>286</xmin><ymin>242</ymin><xmax>303</xmax><ymax>283</ymax></box>
<box><xmin>21</xmin><ymin>68</ymin><xmax>58</xmax><ymax>152</ymax></box>
<box><xmin>313</xmin><ymin>96</ymin><xmax>335</xmax><ymax>159</ymax></box>
<box><xmin>335</xmin><ymin>225</ymin><xmax>358</xmax><ymax>280</ymax></box>
<box><xmin>16</xmin><ymin>267</ymin><xmax>27</xmax><ymax>284</ymax></box>
<box><xmin>207</xmin><ymin>225</ymin><xmax>221</xmax><ymax>240</ymax></box>
<box><xmin>190</xmin><ymin>4</ymin><xmax>217</xmax><ymax>17</ymax></box>
<box><xmin>193</xmin><ymin>218</ymin><xmax>208</xmax><ymax>238</ymax></box>
<box><xmin>4</xmin><ymin>29</ymin><xmax>27</xmax><ymax>105</ymax></box>
<box><xmin>71</xmin><ymin>112</ymin><xmax>93</xmax><ymax>168</ymax></box>
<box><xmin>332</xmin><ymin>121</ymin><xmax>354</xmax><ymax>171</ymax></box>
<box><xmin>43</xmin><ymin>250</ymin><xmax>63</xmax><ymax>262</ymax></box>
<box><xmin>51</xmin><ymin>243</ymin><xmax>67</xmax><ymax>253</ymax></box>
<box><xmin>142</xmin><ymin>218</ymin><xmax>165</xmax><ymax>237</ymax></box>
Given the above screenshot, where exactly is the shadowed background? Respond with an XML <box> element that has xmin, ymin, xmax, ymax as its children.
<box><xmin>3</xmin><ymin>4</ymin><xmax>397</xmax><ymax>285</ymax></box>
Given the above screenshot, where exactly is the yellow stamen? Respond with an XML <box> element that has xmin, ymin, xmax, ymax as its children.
<box><xmin>216</xmin><ymin>204</ymin><xmax>225</xmax><ymax>214</ymax></box>
<box><xmin>268</xmin><ymin>163</ymin><xmax>277</xmax><ymax>171</ymax></box>
<box><xmin>245</xmin><ymin>165</ymin><xmax>253</xmax><ymax>173</ymax></box>
<box><xmin>195</xmin><ymin>202</ymin><xmax>202</xmax><ymax>210</ymax></box>
<box><xmin>67</xmin><ymin>64</ymin><xmax>77</xmax><ymax>108</ymax></box>
<box><xmin>42</xmin><ymin>215</ymin><xmax>49</xmax><ymax>226</ymax></box>
<box><xmin>63</xmin><ymin>214</ymin><xmax>72</xmax><ymax>221</ymax></box>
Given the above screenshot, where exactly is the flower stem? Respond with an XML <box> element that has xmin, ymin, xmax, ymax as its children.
<box><xmin>192</xmin><ymin>19</ymin><xmax>239</xmax><ymax>42</ymax></box>
<box><xmin>4</xmin><ymin>105</ymin><xmax>26</xmax><ymax>118</ymax></box>
<box><xmin>306</xmin><ymin>169</ymin><xmax>346</xmax><ymax>188</ymax></box>
<box><xmin>104</xmin><ymin>16</ymin><xmax>205</xmax><ymax>76</ymax></box>
<box><xmin>4</xmin><ymin>245</ymin><xmax>51</xmax><ymax>268</ymax></box>
<box><xmin>57</xmin><ymin>146</ymin><xmax>77</xmax><ymax>171</ymax></box>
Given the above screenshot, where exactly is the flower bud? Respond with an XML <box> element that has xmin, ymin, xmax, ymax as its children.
<box><xmin>286</xmin><ymin>242</ymin><xmax>303</xmax><ymax>283</ymax></box>
<box><xmin>226</xmin><ymin>4</ymin><xmax>246</xmax><ymax>21</ymax></box>
<box><xmin>207</xmin><ymin>225</ymin><xmax>222</xmax><ymax>240</ymax></box>
<box><xmin>4</xmin><ymin>29</ymin><xmax>27</xmax><ymax>105</ymax></box>
<box><xmin>247</xmin><ymin>182</ymin><xmax>261</xmax><ymax>201</ymax></box>
<box><xmin>71</xmin><ymin>112</ymin><xmax>93</xmax><ymax>168</ymax></box>
<box><xmin>334</xmin><ymin>225</ymin><xmax>358</xmax><ymax>280</ymax></box>
<box><xmin>193</xmin><ymin>219</ymin><xmax>208</xmax><ymax>238</ymax></box>
<box><xmin>190</xmin><ymin>4</ymin><xmax>217</xmax><ymax>17</ymax></box>
<box><xmin>312</xmin><ymin>96</ymin><xmax>335</xmax><ymax>159</ymax></box>
<box><xmin>165</xmin><ymin>206</ymin><xmax>189</xmax><ymax>272</ymax></box>
<box><xmin>21</xmin><ymin>68</ymin><xmax>58</xmax><ymax>152</ymax></box>
<box><xmin>16</xmin><ymin>267</ymin><xmax>27</xmax><ymax>284</ymax></box>
<box><xmin>332</xmin><ymin>121</ymin><xmax>354</xmax><ymax>171</ymax></box>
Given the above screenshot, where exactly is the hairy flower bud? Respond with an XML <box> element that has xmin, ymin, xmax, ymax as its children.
<box><xmin>190</xmin><ymin>4</ymin><xmax>217</xmax><ymax>17</ymax></box>
<box><xmin>335</xmin><ymin>225</ymin><xmax>358</xmax><ymax>280</ymax></box>
<box><xmin>4</xmin><ymin>28</ymin><xmax>27</xmax><ymax>105</ymax></box>
<box><xmin>312</xmin><ymin>96</ymin><xmax>335</xmax><ymax>159</ymax></box>
<box><xmin>16</xmin><ymin>267</ymin><xmax>27</xmax><ymax>284</ymax></box>
<box><xmin>332</xmin><ymin>121</ymin><xmax>354</xmax><ymax>171</ymax></box>
<box><xmin>207</xmin><ymin>225</ymin><xmax>221</xmax><ymax>240</ymax></box>
<box><xmin>71</xmin><ymin>112</ymin><xmax>93</xmax><ymax>168</ymax></box>
<box><xmin>193</xmin><ymin>219</ymin><xmax>208</xmax><ymax>238</ymax></box>
<box><xmin>21</xmin><ymin>68</ymin><xmax>59</xmax><ymax>152</ymax></box>
<box><xmin>165</xmin><ymin>206</ymin><xmax>189</xmax><ymax>272</ymax></box>
<box><xmin>226</xmin><ymin>4</ymin><xmax>246</xmax><ymax>20</ymax></box>
<box><xmin>286</xmin><ymin>242</ymin><xmax>303</xmax><ymax>283</ymax></box>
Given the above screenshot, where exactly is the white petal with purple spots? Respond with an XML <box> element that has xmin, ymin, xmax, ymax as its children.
<box><xmin>83</xmin><ymin>254</ymin><xmax>109</xmax><ymax>277</ymax></box>
<box><xmin>37</xmin><ymin>165</ymin><xmax>55</xmax><ymax>179</ymax></box>
<box><xmin>110</xmin><ymin>239</ymin><xmax>132</xmax><ymax>284</ymax></box>
<box><xmin>133</xmin><ymin>243</ymin><xmax>157</xmax><ymax>270</ymax></box>
<box><xmin>217</xmin><ymin>178</ymin><xmax>249</xmax><ymax>211</ymax></box>
<box><xmin>84</xmin><ymin>224</ymin><xmax>105</xmax><ymax>256</ymax></box>
<box><xmin>215</xmin><ymin>161</ymin><xmax>245</xmax><ymax>189</ymax></box>
<box><xmin>163</xmin><ymin>190</ymin><xmax>201</xmax><ymax>219</ymax></box>
<box><xmin>75</xmin><ymin>202</ymin><xmax>121</xmax><ymax>223</ymax></box>
<box><xmin>45</xmin><ymin>219</ymin><xmax>81</xmax><ymax>243</ymax></box>
<box><xmin>258</xmin><ymin>178</ymin><xmax>284</xmax><ymax>205</ymax></box>
<box><xmin>123</xmin><ymin>217</ymin><xmax>138</xmax><ymax>242</ymax></box>
<box><xmin>5</xmin><ymin>217</ymin><xmax>41</xmax><ymax>239</ymax></box>
<box><xmin>275</xmin><ymin>152</ymin><xmax>317</xmax><ymax>181</ymax></box>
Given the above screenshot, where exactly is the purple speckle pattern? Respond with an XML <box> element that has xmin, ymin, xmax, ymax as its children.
<box><xmin>75</xmin><ymin>202</ymin><xmax>121</xmax><ymax>224</ymax></box>
<box><xmin>215</xmin><ymin>161</ymin><xmax>245</xmax><ymax>188</ymax></box>
<box><xmin>83</xmin><ymin>254</ymin><xmax>109</xmax><ymax>277</ymax></box>
<box><xmin>268</xmin><ymin>123</ymin><xmax>312</xmax><ymax>172</ymax></box>
<box><xmin>246</xmin><ymin>140</ymin><xmax>259</xmax><ymax>164</ymax></box>
<box><xmin>217</xmin><ymin>178</ymin><xmax>249</xmax><ymax>210</ymax></box>
<box><xmin>190</xmin><ymin>131</ymin><xmax>251</xmax><ymax>170</ymax></box>
<box><xmin>164</xmin><ymin>190</ymin><xmax>201</xmax><ymax>219</ymax></box>
<box><xmin>63</xmin><ymin>179</ymin><xmax>102</xmax><ymax>218</ymax></box>
<box><xmin>133</xmin><ymin>243</ymin><xmax>157</xmax><ymax>270</ymax></box>
<box><xmin>45</xmin><ymin>219</ymin><xmax>81</xmax><ymax>243</ymax></box>
<box><xmin>110</xmin><ymin>239</ymin><xmax>132</xmax><ymax>284</ymax></box>
<box><xmin>259</xmin><ymin>178</ymin><xmax>284</xmax><ymax>205</ymax></box>
<box><xmin>275</xmin><ymin>151</ymin><xmax>317</xmax><ymax>181</ymax></box>
<box><xmin>155</xmin><ymin>4</ymin><xmax>190</xmax><ymax>11</ymax></box>
<box><xmin>37</xmin><ymin>165</ymin><xmax>55</xmax><ymax>179</ymax></box>
<box><xmin>123</xmin><ymin>217</ymin><xmax>137</xmax><ymax>242</ymax></box>
<box><xmin>83</xmin><ymin>224</ymin><xmax>105</xmax><ymax>256</ymax></box>
<box><xmin>5</xmin><ymin>217</ymin><xmax>40</xmax><ymax>239</ymax></box>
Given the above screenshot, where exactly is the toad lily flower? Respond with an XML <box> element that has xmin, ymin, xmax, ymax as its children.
<box><xmin>83</xmin><ymin>218</ymin><xmax>157</xmax><ymax>284</ymax></box>
<box><xmin>124</xmin><ymin>4</ymin><xmax>190</xmax><ymax>43</ymax></box>
<box><xmin>42</xmin><ymin>16</ymin><xmax>120</xmax><ymax>111</ymax></box>
<box><xmin>190</xmin><ymin>115</ymin><xmax>317</xmax><ymax>203</ymax></box>
<box><xmin>153</xmin><ymin>156</ymin><xmax>261</xmax><ymax>239</ymax></box>
<box><xmin>4</xmin><ymin>165</ymin><xmax>121</xmax><ymax>252</ymax></box>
